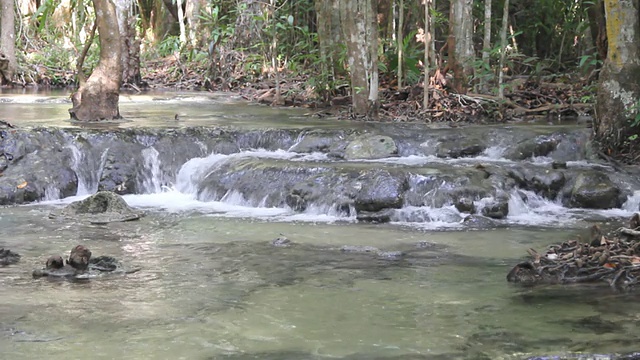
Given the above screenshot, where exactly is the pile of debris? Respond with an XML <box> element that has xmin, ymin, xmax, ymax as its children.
<box><xmin>507</xmin><ymin>214</ymin><xmax>640</xmax><ymax>290</ymax></box>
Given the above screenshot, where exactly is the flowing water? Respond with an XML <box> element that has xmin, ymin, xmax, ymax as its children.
<box><xmin>1</xmin><ymin>92</ymin><xmax>640</xmax><ymax>359</ymax></box>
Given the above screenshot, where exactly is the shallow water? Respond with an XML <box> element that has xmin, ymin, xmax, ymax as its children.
<box><xmin>0</xmin><ymin>90</ymin><xmax>335</xmax><ymax>129</ymax></box>
<box><xmin>2</xmin><ymin>91</ymin><xmax>639</xmax><ymax>359</ymax></box>
<box><xmin>1</xmin><ymin>205</ymin><xmax>639</xmax><ymax>360</ymax></box>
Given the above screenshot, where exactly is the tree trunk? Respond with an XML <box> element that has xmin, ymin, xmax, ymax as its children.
<box><xmin>397</xmin><ymin>0</ymin><xmax>404</xmax><ymax>88</ymax></box>
<box><xmin>586</xmin><ymin>0</ymin><xmax>607</xmax><ymax>62</ymax></box>
<box><xmin>497</xmin><ymin>0</ymin><xmax>509</xmax><ymax>99</ymax></box>
<box><xmin>482</xmin><ymin>0</ymin><xmax>491</xmax><ymax>64</ymax></box>
<box><xmin>231</xmin><ymin>0</ymin><xmax>265</xmax><ymax>49</ymax></box>
<box><xmin>0</xmin><ymin>0</ymin><xmax>17</xmax><ymax>84</ymax></box>
<box><xmin>594</xmin><ymin>0</ymin><xmax>640</xmax><ymax>157</ymax></box>
<box><xmin>339</xmin><ymin>0</ymin><xmax>379</xmax><ymax>119</ymax></box>
<box><xmin>69</xmin><ymin>0</ymin><xmax>122</xmax><ymax>121</ymax></box>
<box><xmin>315</xmin><ymin>0</ymin><xmax>342</xmax><ymax>101</ymax></box>
<box><xmin>113</xmin><ymin>0</ymin><xmax>141</xmax><ymax>86</ymax></box>
<box><xmin>423</xmin><ymin>0</ymin><xmax>430</xmax><ymax>110</ymax></box>
<box><xmin>448</xmin><ymin>0</ymin><xmax>474</xmax><ymax>94</ymax></box>
<box><xmin>186</xmin><ymin>0</ymin><xmax>206</xmax><ymax>47</ymax></box>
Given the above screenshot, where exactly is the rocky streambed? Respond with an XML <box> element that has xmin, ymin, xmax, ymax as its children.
<box><xmin>1</xmin><ymin>122</ymin><xmax>638</xmax><ymax>226</ymax></box>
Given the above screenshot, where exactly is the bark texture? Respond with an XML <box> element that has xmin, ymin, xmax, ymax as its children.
<box><xmin>448</xmin><ymin>0</ymin><xmax>474</xmax><ymax>94</ymax></box>
<box><xmin>339</xmin><ymin>0</ymin><xmax>379</xmax><ymax>118</ymax></box>
<box><xmin>0</xmin><ymin>0</ymin><xmax>17</xmax><ymax>84</ymax></box>
<box><xmin>69</xmin><ymin>0</ymin><xmax>122</xmax><ymax>121</ymax></box>
<box><xmin>231</xmin><ymin>0</ymin><xmax>265</xmax><ymax>49</ymax></box>
<box><xmin>314</xmin><ymin>0</ymin><xmax>343</xmax><ymax>102</ymax></box>
<box><xmin>114</xmin><ymin>0</ymin><xmax>141</xmax><ymax>85</ymax></box>
<box><xmin>594</xmin><ymin>0</ymin><xmax>640</xmax><ymax>155</ymax></box>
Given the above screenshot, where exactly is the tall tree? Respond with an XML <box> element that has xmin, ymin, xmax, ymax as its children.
<box><xmin>114</xmin><ymin>0</ymin><xmax>141</xmax><ymax>85</ymax></box>
<box><xmin>339</xmin><ymin>0</ymin><xmax>379</xmax><ymax>118</ymax></box>
<box><xmin>315</xmin><ymin>0</ymin><xmax>342</xmax><ymax>102</ymax></box>
<box><xmin>231</xmin><ymin>0</ymin><xmax>265</xmax><ymax>49</ymax></box>
<box><xmin>69</xmin><ymin>0</ymin><xmax>122</xmax><ymax>121</ymax></box>
<box><xmin>423</xmin><ymin>0</ymin><xmax>431</xmax><ymax>110</ymax></box>
<box><xmin>497</xmin><ymin>0</ymin><xmax>509</xmax><ymax>99</ymax></box>
<box><xmin>448</xmin><ymin>0</ymin><xmax>474</xmax><ymax>93</ymax></box>
<box><xmin>594</xmin><ymin>0</ymin><xmax>640</xmax><ymax>157</ymax></box>
<box><xmin>482</xmin><ymin>0</ymin><xmax>491</xmax><ymax>65</ymax></box>
<box><xmin>0</xmin><ymin>0</ymin><xmax>16</xmax><ymax>84</ymax></box>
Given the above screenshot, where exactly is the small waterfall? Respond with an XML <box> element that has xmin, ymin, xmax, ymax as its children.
<box><xmin>43</xmin><ymin>184</ymin><xmax>61</xmax><ymax>201</ymax></box>
<box><xmin>69</xmin><ymin>143</ymin><xmax>109</xmax><ymax>196</ymax></box>
<box><xmin>482</xmin><ymin>146</ymin><xmax>507</xmax><ymax>159</ymax></box>
<box><xmin>140</xmin><ymin>147</ymin><xmax>163</xmax><ymax>194</ymax></box>
<box><xmin>175</xmin><ymin>152</ymin><xmax>230</xmax><ymax>196</ymax></box>
<box><xmin>623</xmin><ymin>191</ymin><xmax>640</xmax><ymax>212</ymax></box>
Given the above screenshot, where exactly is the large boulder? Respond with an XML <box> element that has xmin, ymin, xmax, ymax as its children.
<box><xmin>353</xmin><ymin>170</ymin><xmax>407</xmax><ymax>212</ymax></box>
<box><xmin>49</xmin><ymin>191</ymin><xmax>144</xmax><ymax>224</ymax></box>
<box><xmin>344</xmin><ymin>135</ymin><xmax>398</xmax><ymax>160</ymax></box>
<box><xmin>0</xmin><ymin>131</ymin><xmax>78</xmax><ymax>204</ymax></box>
<box><xmin>567</xmin><ymin>173</ymin><xmax>621</xmax><ymax>209</ymax></box>
<box><xmin>505</xmin><ymin>134</ymin><xmax>561</xmax><ymax>160</ymax></box>
<box><xmin>435</xmin><ymin>135</ymin><xmax>485</xmax><ymax>158</ymax></box>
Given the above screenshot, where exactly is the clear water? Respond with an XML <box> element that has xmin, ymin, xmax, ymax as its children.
<box><xmin>0</xmin><ymin>90</ymin><xmax>337</xmax><ymax>129</ymax></box>
<box><xmin>1</xmin><ymin>205</ymin><xmax>639</xmax><ymax>360</ymax></box>
<box><xmin>2</xmin><ymin>91</ymin><xmax>639</xmax><ymax>359</ymax></box>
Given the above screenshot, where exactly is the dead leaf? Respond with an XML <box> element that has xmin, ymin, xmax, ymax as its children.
<box><xmin>17</xmin><ymin>181</ymin><xmax>27</xmax><ymax>189</ymax></box>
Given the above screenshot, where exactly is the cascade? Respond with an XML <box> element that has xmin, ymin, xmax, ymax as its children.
<box><xmin>139</xmin><ymin>147</ymin><xmax>164</xmax><ymax>194</ymax></box>
<box><xmin>68</xmin><ymin>143</ymin><xmax>109</xmax><ymax>196</ymax></box>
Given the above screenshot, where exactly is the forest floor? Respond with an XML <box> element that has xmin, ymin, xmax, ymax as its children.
<box><xmin>138</xmin><ymin>53</ymin><xmax>597</xmax><ymax>126</ymax></box>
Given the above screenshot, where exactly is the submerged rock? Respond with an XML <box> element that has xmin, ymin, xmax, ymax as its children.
<box><xmin>356</xmin><ymin>208</ymin><xmax>395</xmax><ymax>223</ymax></box>
<box><xmin>0</xmin><ymin>248</ymin><xmax>20</xmax><ymax>265</ymax></box>
<box><xmin>481</xmin><ymin>198</ymin><xmax>509</xmax><ymax>219</ymax></box>
<box><xmin>271</xmin><ymin>236</ymin><xmax>292</xmax><ymax>247</ymax></box>
<box><xmin>49</xmin><ymin>191</ymin><xmax>144</xmax><ymax>224</ymax></box>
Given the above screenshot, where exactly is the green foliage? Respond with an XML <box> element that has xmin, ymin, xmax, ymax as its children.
<box><xmin>200</xmin><ymin>4</ymin><xmax>235</xmax><ymax>49</ymax></box>
<box><xmin>156</xmin><ymin>36</ymin><xmax>182</xmax><ymax>57</ymax></box>
<box><xmin>577</xmin><ymin>53</ymin><xmax>602</xmax><ymax>73</ymax></box>
<box><xmin>386</xmin><ymin>30</ymin><xmax>422</xmax><ymax>85</ymax></box>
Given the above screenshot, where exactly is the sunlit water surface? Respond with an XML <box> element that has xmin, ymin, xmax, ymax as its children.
<box><xmin>2</xmin><ymin>204</ymin><xmax>640</xmax><ymax>360</ymax></box>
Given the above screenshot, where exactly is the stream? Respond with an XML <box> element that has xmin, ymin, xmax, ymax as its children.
<box><xmin>1</xmin><ymin>91</ymin><xmax>640</xmax><ymax>359</ymax></box>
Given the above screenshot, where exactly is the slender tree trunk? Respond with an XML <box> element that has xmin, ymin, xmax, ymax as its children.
<box><xmin>498</xmin><ymin>0</ymin><xmax>509</xmax><ymax>99</ymax></box>
<box><xmin>0</xmin><ymin>0</ymin><xmax>17</xmax><ymax>84</ymax></box>
<box><xmin>69</xmin><ymin>0</ymin><xmax>122</xmax><ymax>121</ymax></box>
<box><xmin>448</xmin><ymin>0</ymin><xmax>474</xmax><ymax>94</ymax></box>
<box><xmin>397</xmin><ymin>0</ymin><xmax>404</xmax><ymax>88</ymax></box>
<box><xmin>586</xmin><ymin>0</ymin><xmax>607</xmax><ymax>62</ymax></box>
<box><xmin>340</xmin><ymin>0</ymin><xmax>379</xmax><ymax>119</ymax></box>
<box><xmin>176</xmin><ymin>0</ymin><xmax>186</xmax><ymax>44</ymax></box>
<box><xmin>482</xmin><ymin>0</ymin><xmax>491</xmax><ymax>64</ymax></box>
<box><xmin>114</xmin><ymin>0</ymin><xmax>141</xmax><ymax>86</ymax></box>
<box><xmin>186</xmin><ymin>0</ymin><xmax>206</xmax><ymax>47</ymax></box>
<box><xmin>594</xmin><ymin>0</ymin><xmax>640</xmax><ymax>157</ymax></box>
<box><xmin>231</xmin><ymin>0</ymin><xmax>265</xmax><ymax>49</ymax></box>
<box><xmin>315</xmin><ymin>0</ymin><xmax>342</xmax><ymax>102</ymax></box>
<box><xmin>423</xmin><ymin>0</ymin><xmax>430</xmax><ymax>110</ymax></box>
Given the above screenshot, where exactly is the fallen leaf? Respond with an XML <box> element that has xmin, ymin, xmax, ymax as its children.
<box><xmin>17</xmin><ymin>181</ymin><xmax>27</xmax><ymax>189</ymax></box>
